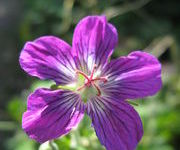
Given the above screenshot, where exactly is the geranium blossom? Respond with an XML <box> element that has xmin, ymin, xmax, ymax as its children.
<box><xmin>19</xmin><ymin>15</ymin><xmax>162</xmax><ymax>150</ymax></box>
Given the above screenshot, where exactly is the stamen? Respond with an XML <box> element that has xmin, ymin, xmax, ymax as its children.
<box><xmin>76</xmin><ymin>64</ymin><xmax>107</xmax><ymax>97</ymax></box>
<box><xmin>92</xmin><ymin>77</ymin><xmax>108</xmax><ymax>83</ymax></box>
<box><xmin>93</xmin><ymin>83</ymin><xmax>101</xmax><ymax>96</ymax></box>
<box><xmin>77</xmin><ymin>84</ymin><xmax>86</xmax><ymax>91</ymax></box>
<box><xmin>76</xmin><ymin>70</ymin><xmax>90</xmax><ymax>82</ymax></box>
<box><xmin>90</xmin><ymin>64</ymin><xmax>97</xmax><ymax>80</ymax></box>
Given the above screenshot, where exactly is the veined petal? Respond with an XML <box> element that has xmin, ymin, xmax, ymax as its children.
<box><xmin>22</xmin><ymin>88</ymin><xmax>84</xmax><ymax>143</ymax></box>
<box><xmin>72</xmin><ymin>16</ymin><xmax>118</xmax><ymax>73</ymax></box>
<box><xmin>19</xmin><ymin>36</ymin><xmax>76</xmax><ymax>85</ymax></box>
<box><xmin>101</xmin><ymin>51</ymin><xmax>162</xmax><ymax>99</ymax></box>
<box><xmin>86</xmin><ymin>96</ymin><xmax>143</xmax><ymax>150</ymax></box>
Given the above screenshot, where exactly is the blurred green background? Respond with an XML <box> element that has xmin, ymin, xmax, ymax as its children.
<box><xmin>0</xmin><ymin>0</ymin><xmax>180</xmax><ymax>150</ymax></box>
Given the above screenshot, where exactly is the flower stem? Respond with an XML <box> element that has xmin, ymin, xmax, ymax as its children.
<box><xmin>126</xmin><ymin>100</ymin><xmax>139</xmax><ymax>106</ymax></box>
<box><xmin>49</xmin><ymin>140</ymin><xmax>58</xmax><ymax>150</ymax></box>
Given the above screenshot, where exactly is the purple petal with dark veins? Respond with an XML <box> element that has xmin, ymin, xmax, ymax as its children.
<box><xmin>101</xmin><ymin>51</ymin><xmax>162</xmax><ymax>100</ymax></box>
<box><xmin>86</xmin><ymin>96</ymin><xmax>143</xmax><ymax>150</ymax></box>
<box><xmin>72</xmin><ymin>16</ymin><xmax>118</xmax><ymax>73</ymax></box>
<box><xmin>22</xmin><ymin>88</ymin><xmax>84</xmax><ymax>143</ymax></box>
<box><xmin>19</xmin><ymin>36</ymin><xmax>76</xmax><ymax>85</ymax></box>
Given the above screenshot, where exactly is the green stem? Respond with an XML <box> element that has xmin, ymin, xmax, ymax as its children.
<box><xmin>0</xmin><ymin>121</ymin><xmax>16</xmax><ymax>131</ymax></box>
<box><xmin>49</xmin><ymin>140</ymin><xmax>59</xmax><ymax>150</ymax></box>
<box><xmin>126</xmin><ymin>100</ymin><xmax>139</xmax><ymax>106</ymax></box>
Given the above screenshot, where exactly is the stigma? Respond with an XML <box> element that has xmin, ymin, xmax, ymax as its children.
<box><xmin>75</xmin><ymin>64</ymin><xmax>107</xmax><ymax>96</ymax></box>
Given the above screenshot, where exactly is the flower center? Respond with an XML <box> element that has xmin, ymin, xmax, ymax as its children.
<box><xmin>76</xmin><ymin>64</ymin><xmax>107</xmax><ymax>97</ymax></box>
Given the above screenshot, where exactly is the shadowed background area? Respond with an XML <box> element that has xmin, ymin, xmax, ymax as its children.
<box><xmin>0</xmin><ymin>0</ymin><xmax>180</xmax><ymax>150</ymax></box>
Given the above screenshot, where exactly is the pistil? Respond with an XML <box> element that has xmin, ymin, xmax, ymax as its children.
<box><xmin>75</xmin><ymin>64</ymin><xmax>107</xmax><ymax>96</ymax></box>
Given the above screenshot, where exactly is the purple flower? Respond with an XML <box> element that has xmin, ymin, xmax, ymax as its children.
<box><xmin>19</xmin><ymin>16</ymin><xmax>162</xmax><ymax>150</ymax></box>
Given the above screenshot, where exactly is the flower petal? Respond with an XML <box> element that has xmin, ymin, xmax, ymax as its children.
<box><xmin>19</xmin><ymin>36</ymin><xmax>76</xmax><ymax>85</ymax></box>
<box><xmin>86</xmin><ymin>96</ymin><xmax>143</xmax><ymax>150</ymax></box>
<box><xmin>22</xmin><ymin>88</ymin><xmax>84</xmax><ymax>143</ymax></box>
<box><xmin>72</xmin><ymin>16</ymin><xmax>118</xmax><ymax>73</ymax></box>
<box><xmin>101</xmin><ymin>51</ymin><xmax>162</xmax><ymax>99</ymax></box>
